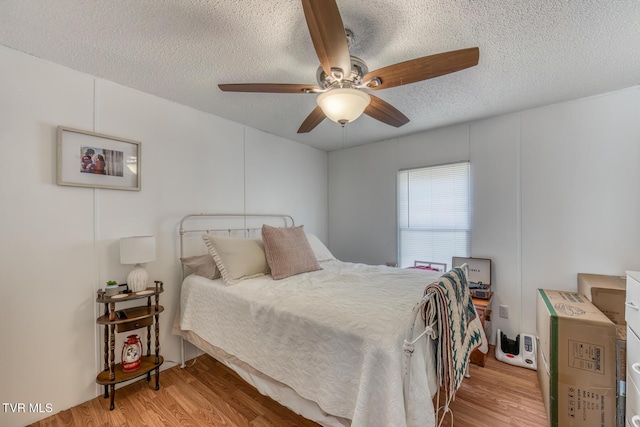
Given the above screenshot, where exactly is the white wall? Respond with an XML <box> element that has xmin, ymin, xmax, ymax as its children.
<box><xmin>329</xmin><ymin>85</ymin><xmax>640</xmax><ymax>340</ymax></box>
<box><xmin>519</xmin><ymin>89</ymin><xmax>640</xmax><ymax>331</ymax></box>
<box><xmin>328</xmin><ymin>124</ymin><xmax>471</xmax><ymax>266</ymax></box>
<box><xmin>0</xmin><ymin>46</ymin><xmax>328</xmax><ymax>427</ymax></box>
<box><xmin>469</xmin><ymin>114</ymin><xmax>522</xmax><ymax>335</ymax></box>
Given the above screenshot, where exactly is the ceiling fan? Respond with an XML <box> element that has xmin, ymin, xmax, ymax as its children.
<box><xmin>219</xmin><ymin>0</ymin><xmax>479</xmax><ymax>133</ymax></box>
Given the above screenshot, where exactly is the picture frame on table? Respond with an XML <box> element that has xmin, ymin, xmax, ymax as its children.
<box><xmin>56</xmin><ymin>126</ymin><xmax>141</xmax><ymax>191</ymax></box>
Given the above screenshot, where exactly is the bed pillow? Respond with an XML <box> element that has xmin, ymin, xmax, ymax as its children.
<box><xmin>305</xmin><ymin>233</ymin><xmax>336</xmax><ymax>262</ymax></box>
<box><xmin>202</xmin><ymin>234</ymin><xmax>270</xmax><ymax>285</ymax></box>
<box><xmin>180</xmin><ymin>254</ymin><xmax>220</xmax><ymax>280</ymax></box>
<box><xmin>262</xmin><ymin>224</ymin><xmax>321</xmax><ymax>280</ymax></box>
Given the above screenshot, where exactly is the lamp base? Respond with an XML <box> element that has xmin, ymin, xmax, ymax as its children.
<box><xmin>127</xmin><ymin>265</ymin><xmax>149</xmax><ymax>292</ymax></box>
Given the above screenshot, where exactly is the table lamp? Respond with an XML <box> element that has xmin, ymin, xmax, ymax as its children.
<box><xmin>120</xmin><ymin>236</ymin><xmax>156</xmax><ymax>292</ymax></box>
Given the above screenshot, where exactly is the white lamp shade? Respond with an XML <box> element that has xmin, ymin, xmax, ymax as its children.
<box><xmin>316</xmin><ymin>88</ymin><xmax>371</xmax><ymax>124</ymax></box>
<box><xmin>120</xmin><ymin>236</ymin><xmax>156</xmax><ymax>265</ymax></box>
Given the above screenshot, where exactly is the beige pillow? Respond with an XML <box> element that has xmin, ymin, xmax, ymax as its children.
<box><xmin>180</xmin><ymin>254</ymin><xmax>220</xmax><ymax>280</ymax></box>
<box><xmin>202</xmin><ymin>234</ymin><xmax>270</xmax><ymax>285</ymax></box>
<box><xmin>262</xmin><ymin>225</ymin><xmax>321</xmax><ymax>280</ymax></box>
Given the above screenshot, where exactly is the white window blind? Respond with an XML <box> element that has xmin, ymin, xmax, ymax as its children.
<box><xmin>397</xmin><ymin>162</ymin><xmax>470</xmax><ymax>269</ymax></box>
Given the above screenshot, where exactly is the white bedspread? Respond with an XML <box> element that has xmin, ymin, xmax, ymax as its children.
<box><xmin>179</xmin><ymin>260</ymin><xmax>441</xmax><ymax>427</ymax></box>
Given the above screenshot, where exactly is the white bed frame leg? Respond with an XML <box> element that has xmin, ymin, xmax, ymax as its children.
<box><xmin>180</xmin><ymin>337</ymin><xmax>186</xmax><ymax>368</ymax></box>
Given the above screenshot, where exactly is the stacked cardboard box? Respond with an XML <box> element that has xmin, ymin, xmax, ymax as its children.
<box><xmin>577</xmin><ymin>274</ymin><xmax>627</xmax><ymax>427</ymax></box>
<box><xmin>577</xmin><ymin>274</ymin><xmax>626</xmax><ymax>324</ymax></box>
<box><xmin>536</xmin><ymin>289</ymin><xmax>617</xmax><ymax>427</ymax></box>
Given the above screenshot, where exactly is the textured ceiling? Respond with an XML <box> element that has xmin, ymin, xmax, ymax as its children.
<box><xmin>1</xmin><ymin>0</ymin><xmax>639</xmax><ymax>151</ymax></box>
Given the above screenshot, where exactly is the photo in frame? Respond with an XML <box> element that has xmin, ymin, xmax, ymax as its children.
<box><xmin>57</xmin><ymin>126</ymin><xmax>141</xmax><ymax>191</ymax></box>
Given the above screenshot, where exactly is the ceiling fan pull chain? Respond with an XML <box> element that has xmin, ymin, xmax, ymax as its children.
<box><xmin>342</xmin><ymin>123</ymin><xmax>347</xmax><ymax>147</ymax></box>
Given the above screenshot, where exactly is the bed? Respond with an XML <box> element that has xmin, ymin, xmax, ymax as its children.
<box><xmin>174</xmin><ymin>213</ymin><xmax>486</xmax><ymax>427</ymax></box>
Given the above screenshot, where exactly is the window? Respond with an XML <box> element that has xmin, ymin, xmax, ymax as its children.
<box><xmin>397</xmin><ymin>162</ymin><xmax>470</xmax><ymax>269</ymax></box>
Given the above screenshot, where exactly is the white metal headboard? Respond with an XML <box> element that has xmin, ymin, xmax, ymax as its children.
<box><xmin>178</xmin><ymin>213</ymin><xmax>295</xmax><ymax>279</ymax></box>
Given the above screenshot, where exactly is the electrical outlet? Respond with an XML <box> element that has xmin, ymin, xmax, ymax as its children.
<box><xmin>499</xmin><ymin>304</ymin><xmax>509</xmax><ymax>319</ymax></box>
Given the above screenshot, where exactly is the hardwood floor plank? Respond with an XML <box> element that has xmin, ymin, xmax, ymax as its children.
<box><xmin>162</xmin><ymin>382</ymin><xmax>201</xmax><ymax>415</ymax></box>
<box><xmin>181</xmin><ymin>370</ymin><xmax>253</xmax><ymax>426</ymax></box>
<box><xmin>29</xmin><ymin>348</ymin><xmax>547</xmax><ymax>427</ymax></box>
<box><xmin>165</xmin><ymin>402</ymin><xmax>201</xmax><ymax>427</ymax></box>
<box><xmin>249</xmin><ymin>415</ymin><xmax>281</xmax><ymax>427</ymax></box>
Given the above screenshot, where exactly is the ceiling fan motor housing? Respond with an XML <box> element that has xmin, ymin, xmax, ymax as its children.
<box><xmin>316</xmin><ymin>56</ymin><xmax>369</xmax><ymax>89</ymax></box>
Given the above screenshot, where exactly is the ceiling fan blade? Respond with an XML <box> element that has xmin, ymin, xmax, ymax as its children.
<box><xmin>298</xmin><ymin>106</ymin><xmax>326</xmax><ymax>133</ymax></box>
<box><xmin>364</xmin><ymin>95</ymin><xmax>409</xmax><ymax>127</ymax></box>
<box><xmin>364</xmin><ymin>47</ymin><xmax>479</xmax><ymax>91</ymax></box>
<box><xmin>301</xmin><ymin>0</ymin><xmax>352</xmax><ymax>79</ymax></box>
<box><xmin>219</xmin><ymin>83</ymin><xmax>320</xmax><ymax>93</ymax></box>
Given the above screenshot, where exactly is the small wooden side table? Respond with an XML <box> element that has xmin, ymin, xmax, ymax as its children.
<box><xmin>470</xmin><ymin>295</ymin><xmax>492</xmax><ymax>367</ymax></box>
<box><xmin>95</xmin><ymin>280</ymin><xmax>164</xmax><ymax>410</ymax></box>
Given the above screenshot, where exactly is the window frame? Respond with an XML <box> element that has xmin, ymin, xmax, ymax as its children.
<box><xmin>396</xmin><ymin>161</ymin><xmax>471</xmax><ymax>269</ymax></box>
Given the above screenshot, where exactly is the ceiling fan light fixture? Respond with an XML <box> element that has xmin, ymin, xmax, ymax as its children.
<box><xmin>316</xmin><ymin>88</ymin><xmax>371</xmax><ymax>125</ymax></box>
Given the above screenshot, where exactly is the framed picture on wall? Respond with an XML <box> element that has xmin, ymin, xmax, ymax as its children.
<box><xmin>56</xmin><ymin>126</ymin><xmax>141</xmax><ymax>191</ymax></box>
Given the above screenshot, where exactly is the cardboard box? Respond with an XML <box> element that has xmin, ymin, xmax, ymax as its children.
<box><xmin>577</xmin><ymin>273</ymin><xmax>626</xmax><ymax>325</ymax></box>
<box><xmin>536</xmin><ymin>289</ymin><xmax>617</xmax><ymax>427</ymax></box>
<box><xmin>615</xmin><ymin>325</ymin><xmax>626</xmax><ymax>427</ymax></box>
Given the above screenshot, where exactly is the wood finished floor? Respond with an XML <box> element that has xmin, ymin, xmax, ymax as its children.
<box><xmin>29</xmin><ymin>348</ymin><xmax>547</xmax><ymax>427</ymax></box>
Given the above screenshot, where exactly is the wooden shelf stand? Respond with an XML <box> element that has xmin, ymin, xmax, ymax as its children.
<box><xmin>95</xmin><ymin>280</ymin><xmax>164</xmax><ymax>410</ymax></box>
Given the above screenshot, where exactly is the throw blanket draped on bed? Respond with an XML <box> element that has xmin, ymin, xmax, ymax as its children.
<box><xmin>422</xmin><ymin>267</ymin><xmax>488</xmax><ymax>410</ymax></box>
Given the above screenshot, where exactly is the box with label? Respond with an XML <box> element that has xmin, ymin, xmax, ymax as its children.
<box><xmin>577</xmin><ymin>273</ymin><xmax>626</xmax><ymax>325</ymax></box>
<box><xmin>536</xmin><ymin>289</ymin><xmax>617</xmax><ymax>427</ymax></box>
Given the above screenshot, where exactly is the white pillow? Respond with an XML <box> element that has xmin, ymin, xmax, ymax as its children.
<box><xmin>305</xmin><ymin>233</ymin><xmax>336</xmax><ymax>262</ymax></box>
<box><xmin>202</xmin><ymin>234</ymin><xmax>270</xmax><ymax>285</ymax></box>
